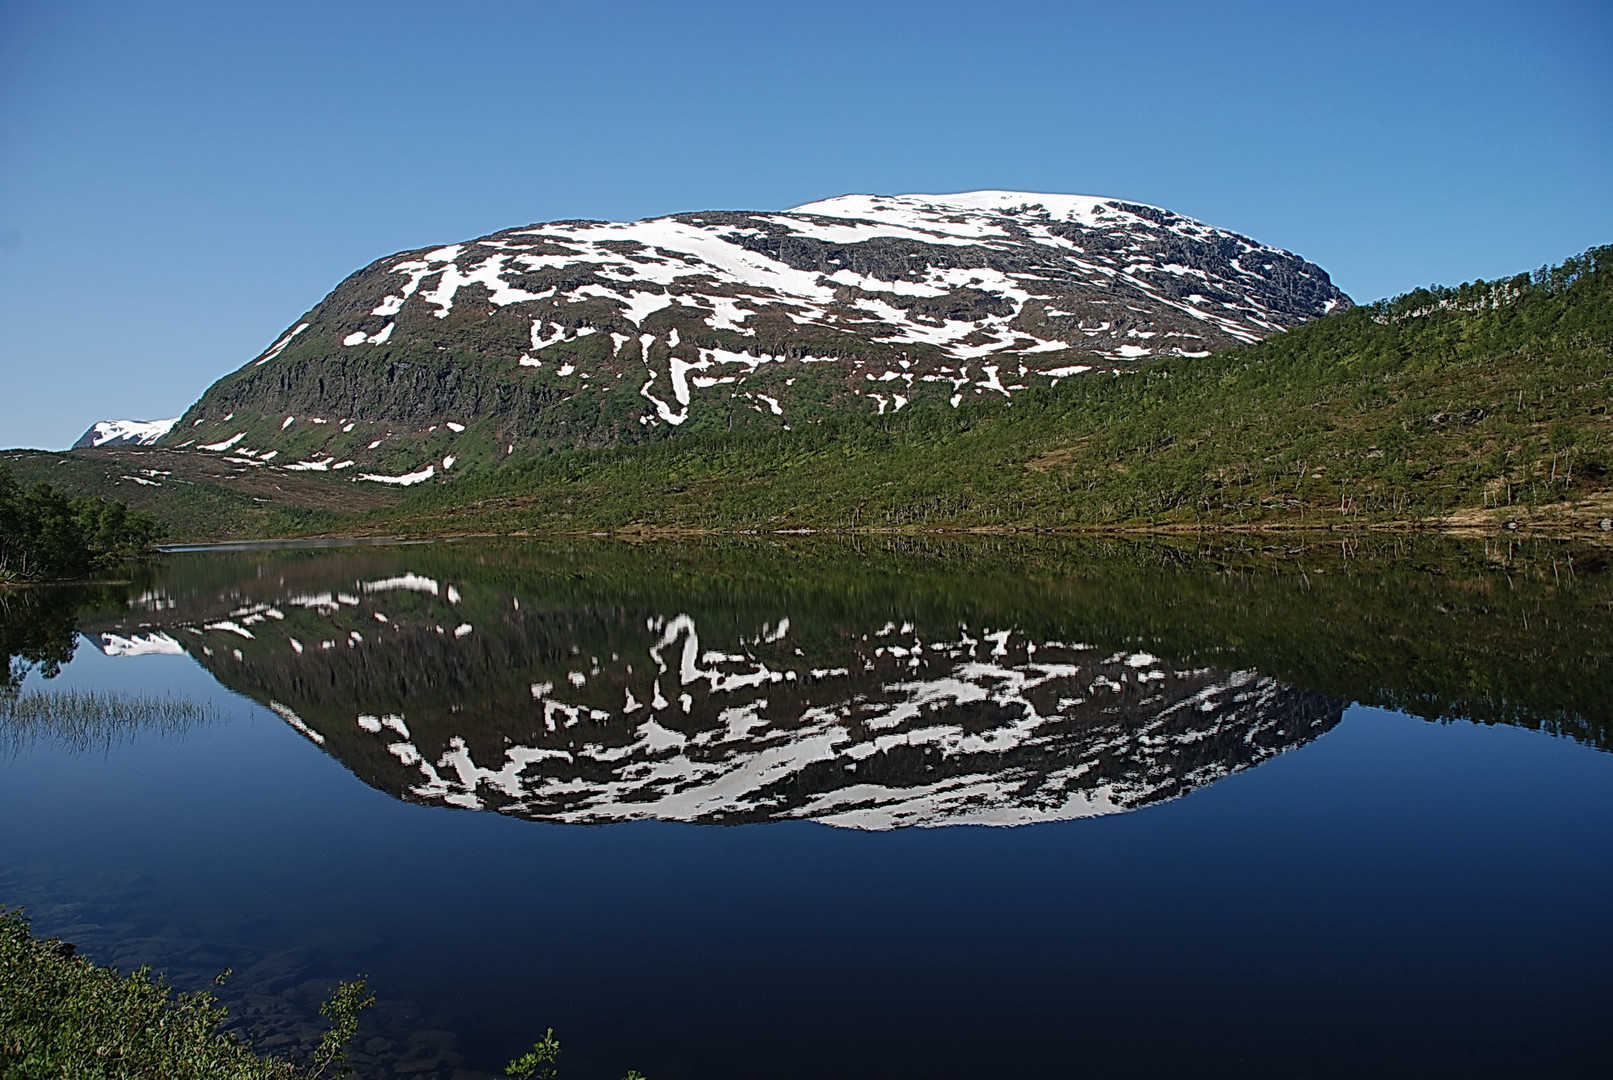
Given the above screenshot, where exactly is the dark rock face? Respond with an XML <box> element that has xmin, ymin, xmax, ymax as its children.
<box><xmin>164</xmin><ymin>191</ymin><xmax>1350</xmax><ymax>482</ymax></box>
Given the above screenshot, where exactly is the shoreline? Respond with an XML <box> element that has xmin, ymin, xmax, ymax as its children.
<box><xmin>151</xmin><ymin>518</ymin><xmax>1613</xmax><ymax>552</ymax></box>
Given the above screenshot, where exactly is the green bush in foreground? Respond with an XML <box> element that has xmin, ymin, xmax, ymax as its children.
<box><xmin>0</xmin><ymin>907</ymin><xmax>648</xmax><ymax>1080</ymax></box>
<box><xmin>503</xmin><ymin>1028</ymin><xmax>645</xmax><ymax>1080</ymax></box>
<box><xmin>0</xmin><ymin>907</ymin><xmax>361</xmax><ymax>1079</ymax></box>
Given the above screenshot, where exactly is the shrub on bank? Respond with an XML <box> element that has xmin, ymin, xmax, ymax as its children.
<box><xmin>0</xmin><ymin>907</ymin><xmax>364</xmax><ymax>1080</ymax></box>
<box><xmin>0</xmin><ymin>465</ymin><xmax>165</xmax><ymax>582</ymax></box>
<box><xmin>0</xmin><ymin>908</ymin><xmax>648</xmax><ymax>1080</ymax></box>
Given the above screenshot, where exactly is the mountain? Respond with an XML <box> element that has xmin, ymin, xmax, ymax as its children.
<box><xmin>72</xmin><ymin>418</ymin><xmax>178</xmax><ymax>449</ymax></box>
<box><xmin>162</xmin><ymin>191</ymin><xmax>1349</xmax><ymax>485</ymax></box>
<box><xmin>26</xmin><ymin>245</ymin><xmax>1607</xmax><ymax>541</ymax></box>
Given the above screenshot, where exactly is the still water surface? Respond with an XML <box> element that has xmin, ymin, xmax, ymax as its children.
<box><xmin>1</xmin><ymin>538</ymin><xmax>1609</xmax><ymax>1078</ymax></box>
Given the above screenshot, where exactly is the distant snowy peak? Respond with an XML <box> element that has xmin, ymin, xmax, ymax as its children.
<box><xmin>74</xmin><ymin>417</ymin><xmax>178</xmax><ymax>449</ymax></box>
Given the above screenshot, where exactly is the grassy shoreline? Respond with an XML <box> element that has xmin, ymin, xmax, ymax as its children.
<box><xmin>280</xmin><ymin>512</ymin><xmax>1613</xmax><ymax>542</ymax></box>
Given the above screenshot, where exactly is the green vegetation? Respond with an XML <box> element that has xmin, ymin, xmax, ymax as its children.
<box><xmin>0</xmin><ymin>451</ymin><xmax>350</xmax><ymax>544</ymax></box>
<box><xmin>0</xmin><ymin>690</ymin><xmax>209</xmax><ymax>755</ymax></box>
<box><xmin>2</xmin><ymin>904</ymin><xmax>643</xmax><ymax>1080</ymax></box>
<box><xmin>0</xmin><ymin>464</ymin><xmax>165</xmax><ymax>581</ymax></box>
<box><xmin>0</xmin><ymin>907</ymin><xmax>368</xmax><ymax>1079</ymax></box>
<box><xmin>504</xmin><ymin>1028</ymin><xmax>644</xmax><ymax>1080</ymax></box>
<box><xmin>361</xmin><ymin>245</ymin><xmax>1612</xmax><ymax>535</ymax></box>
<box><xmin>310</xmin><ymin>980</ymin><xmax>374</xmax><ymax>1080</ymax></box>
<box><xmin>505</xmin><ymin>1029</ymin><xmax>561</xmax><ymax>1079</ymax></box>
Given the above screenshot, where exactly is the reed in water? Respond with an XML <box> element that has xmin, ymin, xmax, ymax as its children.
<box><xmin>0</xmin><ymin>689</ymin><xmax>210</xmax><ymax>754</ymax></box>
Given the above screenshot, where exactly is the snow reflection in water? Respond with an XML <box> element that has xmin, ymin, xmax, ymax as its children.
<box><xmin>88</xmin><ymin>567</ymin><xmax>1341</xmax><ymax>830</ymax></box>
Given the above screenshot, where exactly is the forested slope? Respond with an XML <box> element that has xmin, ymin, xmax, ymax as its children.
<box><xmin>360</xmin><ymin>245</ymin><xmax>1612</xmax><ymax>535</ymax></box>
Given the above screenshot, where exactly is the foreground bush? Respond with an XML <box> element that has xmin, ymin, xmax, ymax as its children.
<box><xmin>0</xmin><ymin>907</ymin><xmax>364</xmax><ymax>1079</ymax></box>
<box><xmin>0</xmin><ymin>907</ymin><xmax>646</xmax><ymax>1080</ymax></box>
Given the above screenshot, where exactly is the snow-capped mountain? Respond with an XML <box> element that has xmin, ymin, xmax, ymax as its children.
<box><xmin>93</xmin><ymin>558</ymin><xmax>1343</xmax><ymax>829</ymax></box>
<box><xmin>73</xmin><ymin>417</ymin><xmax>178</xmax><ymax>449</ymax></box>
<box><xmin>165</xmin><ymin>191</ymin><xmax>1350</xmax><ymax>483</ymax></box>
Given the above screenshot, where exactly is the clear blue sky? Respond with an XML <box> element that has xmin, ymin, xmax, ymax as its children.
<box><xmin>1</xmin><ymin>0</ymin><xmax>1608</xmax><ymax>450</ymax></box>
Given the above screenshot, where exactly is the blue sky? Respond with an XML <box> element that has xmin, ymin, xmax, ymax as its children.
<box><xmin>1</xmin><ymin>0</ymin><xmax>1608</xmax><ymax>450</ymax></box>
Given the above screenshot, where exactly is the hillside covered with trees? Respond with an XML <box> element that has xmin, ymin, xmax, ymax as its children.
<box><xmin>356</xmin><ymin>245</ymin><xmax>1612</xmax><ymax>535</ymax></box>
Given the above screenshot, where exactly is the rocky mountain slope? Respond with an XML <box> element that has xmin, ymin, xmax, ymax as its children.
<box><xmin>161</xmin><ymin>191</ymin><xmax>1349</xmax><ymax>486</ymax></box>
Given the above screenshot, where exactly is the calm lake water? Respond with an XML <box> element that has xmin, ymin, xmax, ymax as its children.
<box><xmin>2</xmin><ymin>537</ymin><xmax>1610</xmax><ymax>1079</ymax></box>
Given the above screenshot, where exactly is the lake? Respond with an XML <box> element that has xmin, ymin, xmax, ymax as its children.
<box><xmin>2</xmin><ymin>536</ymin><xmax>1609</xmax><ymax>1079</ymax></box>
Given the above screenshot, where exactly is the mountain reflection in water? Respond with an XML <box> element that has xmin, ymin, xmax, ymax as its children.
<box><xmin>89</xmin><ymin>571</ymin><xmax>1342</xmax><ymax>829</ymax></box>
<box><xmin>22</xmin><ymin>532</ymin><xmax>1610</xmax><ymax>835</ymax></box>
